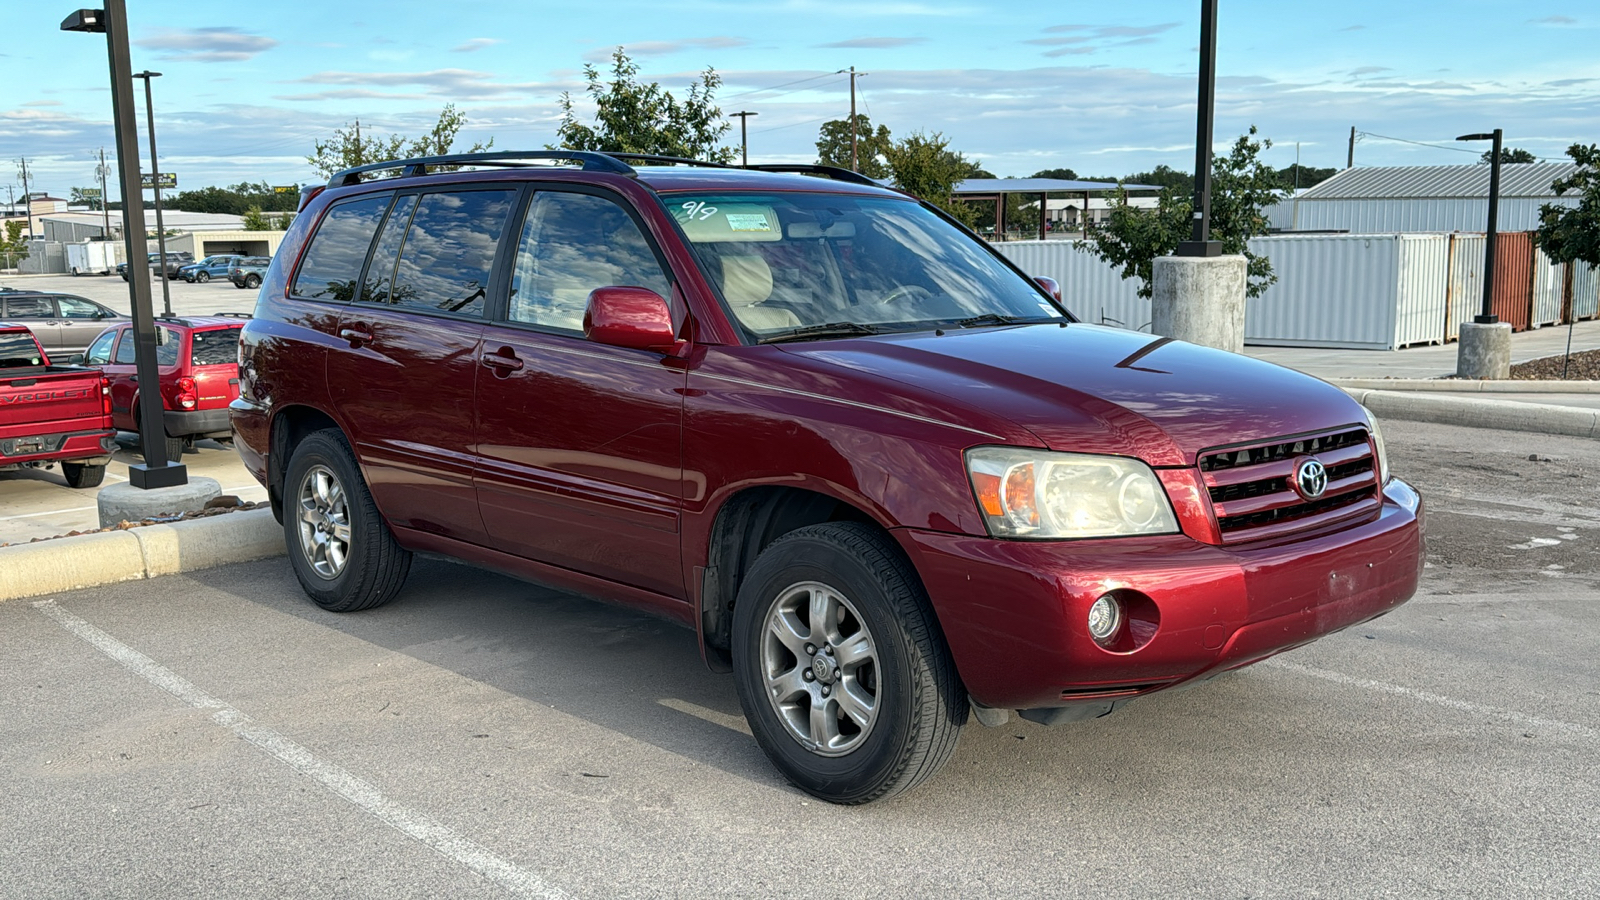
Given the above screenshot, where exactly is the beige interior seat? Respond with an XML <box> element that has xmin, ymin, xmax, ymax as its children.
<box><xmin>720</xmin><ymin>254</ymin><xmax>801</xmax><ymax>331</ymax></box>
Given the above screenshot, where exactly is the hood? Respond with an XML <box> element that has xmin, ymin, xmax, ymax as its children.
<box><xmin>781</xmin><ymin>323</ymin><xmax>1367</xmax><ymax>467</ymax></box>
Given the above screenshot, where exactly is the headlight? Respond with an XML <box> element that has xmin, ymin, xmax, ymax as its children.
<box><xmin>965</xmin><ymin>447</ymin><xmax>1180</xmax><ymax>539</ymax></box>
<box><xmin>1362</xmin><ymin>406</ymin><xmax>1391</xmax><ymax>485</ymax></box>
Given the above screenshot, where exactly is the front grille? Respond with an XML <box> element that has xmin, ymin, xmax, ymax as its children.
<box><xmin>1199</xmin><ymin>427</ymin><xmax>1380</xmax><ymax>543</ymax></box>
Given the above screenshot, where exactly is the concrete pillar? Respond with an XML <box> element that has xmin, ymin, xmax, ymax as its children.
<box><xmin>1151</xmin><ymin>254</ymin><xmax>1248</xmax><ymax>353</ymax></box>
<box><xmin>1456</xmin><ymin>321</ymin><xmax>1512</xmax><ymax>380</ymax></box>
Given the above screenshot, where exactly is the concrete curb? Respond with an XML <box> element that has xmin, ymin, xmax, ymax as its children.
<box><xmin>0</xmin><ymin>508</ymin><xmax>285</xmax><ymax>604</ymax></box>
<box><xmin>1344</xmin><ymin>388</ymin><xmax>1600</xmax><ymax>438</ymax></box>
<box><xmin>1330</xmin><ymin>378</ymin><xmax>1600</xmax><ymax>393</ymax></box>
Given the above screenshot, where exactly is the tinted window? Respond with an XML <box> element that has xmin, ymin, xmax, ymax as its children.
<box><xmin>0</xmin><ymin>333</ymin><xmax>43</xmax><ymax>367</ymax></box>
<box><xmin>112</xmin><ymin>327</ymin><xmax>179</xmax><ymax>365</ymax></box>
<box><xmin>4</xmin><ymin>296</ymin><xmax>53</xmax><ymax>318</ymax></box>
<box><xmin>57</xmin><ymin>297</ymin><xmax>104</xmax><ymax>319</ymax></box>
<box><xmin>291</xmin><ymin>194</ymin><xmax>392</xmax><ymax>302</ymax></box>
<box><xmin>387</xmin><ymin>190</ymin><xmax>514</xmax><ymax>316</ymax></box>
<box><xmin>190</xmin><ymin>328</ymin><xmax>241</xmax><ymax>366</ymax></box>
<box><xmin>84</xmin><ymin>330</ymin><xmax>115</xmax><ymax>365</ymax></box>
<box><xmin>508</xmin><ymin>191</ymin><xmax>671</xmax><ymax>332</ymax></box>
<box><xmin>113</xmin><ymin>330</ymin><xmax>136</xmax><ymax>364</ymax></box>
<box><xmin>359</xmin><ymin>194</ymin><xmax>417</xmax><ymax>304</ymax></box>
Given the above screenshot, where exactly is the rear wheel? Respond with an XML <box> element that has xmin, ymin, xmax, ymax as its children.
<box><xmin>244</xmin><ymin>274</ymin><xmax>261</xmax><ymax>289</ymax></box>
<box><xmin>283</xmin><ymin>429</ymin><xmax>411</xmax><ymax>611</ymax></box>
<box><xmin>196</xmin><ymin>271</ymin><xmax>210</xmax><ymax>283</ymax></box>
<box><xmin>165</xmin><ymin>434</ymin><xmax>188</xmax><ymax>461</ymax></box>
<box><xmin>61</xmin><ymin>462</ymin><xmax>106</xmax><ymax>489</ymax></box>
<box><xmin>731</xmin><ymin>522</ymin><xmax>966</xmax><ymax>804</ymax></box>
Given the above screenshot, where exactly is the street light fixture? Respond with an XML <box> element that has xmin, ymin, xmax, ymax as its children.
<box><xmin>132</xmin><ymin>70</ymin><xmax>172</xmax><ymax>317</ymax></box>
<box><xmin>62</xmin><ymin>2</ymin><xmax>187</xmax><ymax>489</ymax></box>
<box><xmin>1456</xmin><ymin>129</ymin><xmax>1503</xmax><ymax>324</ymax></box>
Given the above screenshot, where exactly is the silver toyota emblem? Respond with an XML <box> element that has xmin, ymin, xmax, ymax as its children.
<box><xmin>1293</xmin><ymin>457</ymin><xmax>1328</xmax><ymax>500</ymax></box>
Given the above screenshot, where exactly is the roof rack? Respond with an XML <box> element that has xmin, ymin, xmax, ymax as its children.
<box><xmin>742</xmin><ymin>164</ymin><xmax>884</xmax><ymax>188</ymax></box>
<box><xmin>606</xmin><ymin>153</ymin><xmax>736</xmax><ymax>169</ymax></box>
<box><xmin>211</xmin><ymin>311</ymin><xmax>253</xmax><ymax>319</ymax></box>
<box><xmin>327</xmin><ymin>150</ymin><xmax>636</xmax><ymax>187</ymax></box>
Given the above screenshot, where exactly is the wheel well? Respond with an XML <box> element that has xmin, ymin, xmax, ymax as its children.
<box><xmin>268</xmin><ymin>405</ymin><xmax>340</xmax><ymax>522</ymax></box>
<box><xmin>699</xmin><ymin>486</ymin><xmax>880</xmax><ymax>668</ymax></box>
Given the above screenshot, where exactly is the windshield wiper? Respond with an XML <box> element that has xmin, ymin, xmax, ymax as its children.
<box><xmin>947</xmin><ymin>313</ymin><xmax>1061</xmax><ymax>329</ymax></box>
<box><xmin>758</xmin><ymin>322</ymin><xmax>890</xmax><ymax>344</ymax></box>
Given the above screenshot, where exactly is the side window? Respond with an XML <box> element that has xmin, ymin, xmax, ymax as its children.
<box><xmin>84</xmin><ymin>330</ymin><xmax>116</xmax><ymax>365</ymax></box>
<box><xmin>190</xmin><ymin>328</ymin><xmax>241</xmax><ymax>366</ymax></box>
<box><xmin>358</xmin><ymin>194</ymin><xmax>417</xmax><ymax>304</ymax></box>
<box><xmin>508</xmin><ymin>191</ymin><xmax>671</xmax><ymax>332</ymax></box>
<box><xmin>385</xmin><ymin>190</ymin><xmax>515</xmax><ymax>316</ymax></box>
<box><xmin>291</xmin><ymin>193</ymin><xmax>392</xmax><ymax>302</ymax></box>
<box><xmin>4</xmin><ymin>296</ymin><xmax>55</xmax><ymax>318</ymax></box>
<box><xmin>57</xmin><ymin>297</ymin><xmax>104</xmax><ymax>319</ymax></box>
<box><xmin>113</xmin><ymin>329</ymin><xmax>136</xmax><ymax>364</ymax></box>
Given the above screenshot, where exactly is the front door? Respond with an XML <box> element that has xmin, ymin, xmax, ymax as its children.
<box><xmin>474</xmin><ymin>187</ymin><xmax>687</xmax><ymax>597</ymax></box>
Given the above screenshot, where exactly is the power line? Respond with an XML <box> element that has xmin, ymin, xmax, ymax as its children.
<box><xmin>750</xmin><ymin>114</ymin><xmax>835</xmax><ymax>136</ymax></box>
<box><xmin>1357</xmin><ymin>130</ymin><xmax>1566</xmax><ymax>162</ymax></box>
<box><xmin>725</xmin><ymin>71</ymin><xmax>847</xmax><ymax>100</ymax></box>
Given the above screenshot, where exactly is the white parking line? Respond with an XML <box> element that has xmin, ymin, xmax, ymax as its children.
<box><xmin>33</xmin><ymin>600</ymin><xmax>572</xmax><ymax>900</ymax></box>
<box><xmin>1265</xmin><ymin>658</ymin><xmax>1599</xmax><ymax>744</ymax></box>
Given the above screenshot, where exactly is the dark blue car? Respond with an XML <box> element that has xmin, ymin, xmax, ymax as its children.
<box><xmin>178</xmin><ymin>255</ymin><xmax>245</xmax><ymax>283</ymax></box>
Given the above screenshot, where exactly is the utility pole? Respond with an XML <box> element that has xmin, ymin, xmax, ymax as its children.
<box><xmin>132</xmin><ymin>70</ymin><xmax>171</xmax><ymax>316</ymax></box>
<box><xmin>97</xmin><ymin>148</ymin><xmax>111</xmax><ymax>237</ymax></box>
<box><xmin>17</xmin><ymin>158</ymin><xmax>32</xmax><ymax>240</ymax></box>
<box><xmin>730</xmin><ymin>111</ymin><xmax>758</xmax><ymax>165</ymax></box>
<box><xmin>1347</xmin><ymin>126</ymin><xmax>1356</xmax><ymax>169</ymax></box>
<box><xmin>847</xmin><ymin>67</ymin><xmax>868</xmax><ymax>172</ymax></box>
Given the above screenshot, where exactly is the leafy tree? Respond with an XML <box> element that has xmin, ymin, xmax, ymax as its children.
<box><xmin>1031</xmin><ymin>167</ymin><xmax>1079</xmax><ymax>181</ymax></box>
<box><xmin>816</xmin><ymin>115</ymin><xmax>894</xmax><ymax>178</ymax></box>
<box><xmin>241</xmin><ymin>205</ymin><xmax>271</xmax><ymax>231</ymax></box>
<box><xmin>307</xmin><ymin>104</ymin><xmax>493</xmax><ymax>179</ymax></box>
<box><xmin>555</xmin><ymin>48</ymin><xmax>733</xmax><ymax>163</ymax></box>
<box><xmin>1275</xmin><ymin>163</ymin><xmax>1337</xmax><ymax>192</ymax></box>
<box><xmin>1079</xmin><ymin>126</ymin><xmax>1282</xmax><ymax>299</ymax></box>
<box><xmin>1482</xmin><ymin>147</ymin><xmax>1538</xmax><ymax>165</ymax></box>
<box><xmin>882</xmin><ymin>131</ymin><xmax>980</xmax><ymax>226</ymax></box>
<box><xmin>169</xmin><ymin>181</ymin><xmax>298</xmax><ymax>215</ymax></box>
<box><xmin>0</xmin><ymin>220</ymin><xmax>30</xmax><ymax>269</ymax></box>
<box><xmin>1126</xmin><ymin>164</ymin><xmax>1194</xmax><ymax>195</ymax></box>
<box><xmin>70</xmin><ymin>186</ymin><xmax>104</xmax><ymax>211</ymax></box>
<box><xmin>1534</xmin><ymin>143</ymin><xmax>1600</xmax><ymax>268</ymax></box>
<box><xmin>269</xmin><ymin>211</ymin><xmax>295</xmax><ymax>230</ymax></box>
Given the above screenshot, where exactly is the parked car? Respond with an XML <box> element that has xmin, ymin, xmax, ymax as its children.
<box><xmin>178</xmin><ymin>255</ymin><xmax>246</xmax><ymax>283</ymax></box>
<box><xmin>228</xmin><ymin>257</ymin><xmax>271</xmax><ymax>289</ymax></box>
<box><xmin>233</xmin><ymin>150</ymin><xmax>1424</xmax><ymax>805</ymax></box>
<box><xmin>0</xmin><ymin>322</ymin><xmax>116</xmax><ymax>488</ymax></box>
<box><xmin>0</xmin><ymin>291</ymin><xmax>126</xmax><ymax>359</ymax></box>
<box><xmin>117</xmin><ymin>251</ymin><xmax>193</xmax><ymax>281</ymax></box>
<box><xmin>84</xmin><ymin>314</ymin><xmax>246</xmax><ymax>460</ymax></box>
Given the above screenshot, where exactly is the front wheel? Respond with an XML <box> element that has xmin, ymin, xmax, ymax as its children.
<box><xmin>283</xmin><ymin>429</ymin><xmax>411</xmax><ymax>611</ymax></box>
<box><xmin>195</xmin><ymin>271</ymin><xmax>210</xmax><ymax>283</ymax></box>
<box><xmin>731</xmin><ymin>522</ymin><xmax>966</xmax><ymax>804</ymax></box>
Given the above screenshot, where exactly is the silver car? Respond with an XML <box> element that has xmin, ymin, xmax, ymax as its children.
<box><xmin>0</xmin><ymin>292</ymin><xmax>127</xmax><ymax>359</ymax></box>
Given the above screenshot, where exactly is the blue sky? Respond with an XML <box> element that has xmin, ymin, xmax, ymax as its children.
<box><xmin>2</xmin><ymin>0</ymin><xmax>1596</xmax><ymax>201</ymax></box>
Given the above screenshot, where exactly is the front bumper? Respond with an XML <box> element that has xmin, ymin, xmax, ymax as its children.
<box><xmin>899</xmin><ymin>478</ymin><xmax>1424</xmax><ymax>712</ymax></box>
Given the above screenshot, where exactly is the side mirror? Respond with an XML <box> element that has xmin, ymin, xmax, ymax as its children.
<box><xmin>1033</xmin><ymin>275</ymin><xmax>1062</xmax><ymax>302</ymax></box>
<box><xmin>584</xmin><ymin>286</ymin><xmax>682</xmax><ymax>353</ymax></box>
<box><xmin>65</xmin><ymin>353</ymin><xmax>85</xmax><ymax>365</ymax></box>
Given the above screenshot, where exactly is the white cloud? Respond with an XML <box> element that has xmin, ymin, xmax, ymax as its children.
<box><xmin>816</xmin><ymin>37</ymin><xmax>927</xmax><ymax>49</ymax></box>
<box><xmin>583</xmin><ymin>37</ymin><xmax>748</xmax><ymax>62</ymax></box>
<box><xmin>134</xmin><ymin>27</ymin><xmax>278</xmax><ymax>63</ymax></box>
<box><xmin>452</xmin><ymin>38</ymin><xmax>505</xmax><ymax>53</ymax></box>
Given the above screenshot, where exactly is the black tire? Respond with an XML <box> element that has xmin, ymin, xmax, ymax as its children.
<box><xmin>244</xmin><ymin>274</ymin><xmax>261</xmax><ymax>289</ymax></box>
<box><xmin>165</xmin><ymin>434</ymin><xmax>188</xmax><ymax>461</ymax></box>
<box><xmin>196</xmin><ymin>271</ymin><xmax>210</xmax><ymax>283</ymax></box>
<box><xmin>730</xmin><ymin>522</ymin><xmax>966</xmax><ymax>804</ymax></box>
<box><xmin>62</xmin><ymin>462</ymin><xmax>106</xmax><ymax>489</ymax></box>
<box><xmin>282</xmin><ymin>428</ymin><xmax>411</xmax><ymax>612</ymax></box>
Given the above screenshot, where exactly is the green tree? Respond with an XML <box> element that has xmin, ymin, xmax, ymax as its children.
<box><xmin>70</xmin><ymin>186</ymin><xmax>103</xmax><ymax>211</ymax></box>
<box><xmin>1031</xmin><ymin>167</ymin><xmax>1079</xmax><ymax>181</ymax></box>
<box><xmin>169</xmin><ymin>181</ymin><xmax>298</xmax><ymax>215</ymax></box>
<box><xmin>1079</xmin><ymin>126</ymin><xmax>1282</xmax><ymax>299</ymax></box>
<box><xmin>1534</xmin><ymin>143</ymin><xmax>1600</xmax><ymax>268</ymax></box>
<box><xmin>1482</xmin><ymin>147</ymin><xmax>1538</xmax><ymax>165</ymax></box>
<box><xmin>816</xmin><ymin>114</ymin><xmax>893</xmax><ymax>178</ymax></box>
<box><xmin>241</xmin><ymin>205</ymin><xmax>271</xmax><ymax>231</ymax></box>
<box><xmin>0</xmin><ymin>220</ymin><xmax>30</xmax><ymax>269</ymax></box>
<box><xmin>882</xmin><ymin>131</ymin><xmax>980</xmax><ymax>226</ymax></box>
<box><xmin>269</xmin><ymin>211</ymin><xmax>295</xmax><ymax>230</ymax></box>
<box><xmin>1275</xmin><ymin>163</ymin><xmax>1337</xmax><ymax>192</ymax></box>
<box><xmin>555</xmin><ymin>48</ymin><xmax>733</xmax><ymax>163</ymax></box>
<box><xmin>307</xmin><ymin>104</ymin><xmax>493</xmax><ymax>179</ymax></box>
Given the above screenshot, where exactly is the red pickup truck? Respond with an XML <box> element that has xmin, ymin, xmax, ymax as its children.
<box><xmin>0</xmin><ymin>323</ymin><xmax>116</xmax><ymax>488</ymax></box>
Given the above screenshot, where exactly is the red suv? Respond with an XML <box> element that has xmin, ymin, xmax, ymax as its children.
<box><xmin>233</xmin><ymin>151</ymin><xmax>1423</xmax><ymax>804</ymax></box>
<box><xmin>84</xmin><ymin>315</ymin><xmax>245</xmax><ymax>460</ymax></box>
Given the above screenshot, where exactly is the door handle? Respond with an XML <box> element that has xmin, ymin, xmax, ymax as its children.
<box><xmin>338</xmin><ymin>327</ymin><xmax>373</xmax><ymax>344</ymax></box>
<box><xmin>479</xmin><ymin>350</ymin><xmax>524</xmax><ymax>372</ymax></box>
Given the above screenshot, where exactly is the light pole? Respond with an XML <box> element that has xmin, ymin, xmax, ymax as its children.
<box><xmin>731</xmin><ymin>111</ymin><xmax>758</xmax><ymax>166</ymax></box>
<box><xmin>1457</xmin><ymin>129</ymin><xmax>1504</xmax><ymax>323</ymax></box>
<box><xmin>1176</xmin><ymin>0</ymin><xmax>1221</xmax><ymax>257</ymax></box>
<box><xmin>62</xmin><ymin>3</ymin><xmax>187</xmax><ymax>488</ymax></box>
<box><xmin>132</xmin><ymin>69</ymin><xmax>172</xmax><ymax>317</ymax></box>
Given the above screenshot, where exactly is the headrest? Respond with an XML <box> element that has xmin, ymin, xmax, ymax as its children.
<box><xmin>719</xmin><ymin>254</ymin><xmax>773</xmax><ymax>307</ymax></box>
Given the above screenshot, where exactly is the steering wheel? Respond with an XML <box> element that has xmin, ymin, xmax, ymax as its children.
<box><xmin>879</xmin><ymin>285</ymin><xmax>932</xmax><ymax>306</ymax></box>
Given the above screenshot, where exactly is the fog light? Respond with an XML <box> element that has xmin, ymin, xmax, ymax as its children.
<box><xmin>1087</xmin><ymin>594</ymin><xmax>1123</xmax><ymax>643</ymax></box>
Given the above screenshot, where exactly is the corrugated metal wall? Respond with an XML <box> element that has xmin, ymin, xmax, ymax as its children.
<box><xmin>1572</xmin><ymin>259</ymin><xmax>1599</xmax><ymax>321</ymax></box>
<box><xmin>1492</xmin><ymin>232</ymin><xmax>1533</xmax><ymax>331</ymax></box>
<box><xmin>1446</xmin><ymin>234</ymin><xmax>1485</xmax><ymax>341</ymax></box>
<box><xmin>996</xmin><ymin>241</ymin><xmax>1150</xmax><ymax>332</ymax></box>
<box><xmin>1268</xmin><ymin>197</ymin><xmax>1576</xmax><ymax>233</ymax></box>
<box><xmin>1531</xmin><ymin>248</ymin><xmax>1565</xmax><ymax>327</ymax></box>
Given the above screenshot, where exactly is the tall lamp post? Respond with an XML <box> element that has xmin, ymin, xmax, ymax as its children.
<box><xmin>62</xmin><ymin>2</ymin><xmax>187</xmax><ymax>488</ymax></box>
<box><xmin>132</xmin><ymin>69</ymin><xmax>172</xmax><ymax>317</ymax></box>
<box><xmin>1176</xmin><ymin>0</ymin><xmax>1221</xmax><ymax>257</ymax></box>
<box><xmin>1457</xmin><ymin>129</ymin><xmax>1503</xmax><ymax>323</ymax></box>
<box><xmin>731</xmin><ymin>111</ymin><xmax>758</xmax><ymax>166</ymax></box>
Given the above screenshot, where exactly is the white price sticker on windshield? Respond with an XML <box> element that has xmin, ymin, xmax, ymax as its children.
<box><xmin>724</xmin><ymin>213</ymin><xmax>773</xmax><ymax>232</ymax></box>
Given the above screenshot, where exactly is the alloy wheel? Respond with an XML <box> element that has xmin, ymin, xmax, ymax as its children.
<box><xmin>296</xmin><ymin>463</ymin><xmax>351</xmax><ymax>579</ymax></box>
<box><xmin>760</xmin><ymin>581</ymin><xmax>881</xmax><ymax>756</ymax></box>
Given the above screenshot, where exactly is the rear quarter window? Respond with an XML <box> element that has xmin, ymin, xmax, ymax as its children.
<box><xmin>190</xmin><ymin>328</ymin><xmax>241</xmax><ymax>366</ymax></box>
<box><xmin>0</xmin><ymin>332</ymin><xmax>44</xmax><ymax>367</ymax></box>
<box><xmin>291</xmin><ymin>193</ymin><xmax>393</xmax><ymax>302</ymax></box>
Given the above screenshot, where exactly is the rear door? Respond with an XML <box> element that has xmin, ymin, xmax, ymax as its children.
<box><xmin>473</xmin><ymin>186</ymin><xmax>688</xmax><ymax>597</ymax></box>
<box><xmin>1</xmin><ymin>295</ymin><xmax>61</xmax><ymax>355</ymax></box>
<box><xmin>324</xmin><ymin>185</ymin><xmax>518</xmax><ymax>546</ymax></box>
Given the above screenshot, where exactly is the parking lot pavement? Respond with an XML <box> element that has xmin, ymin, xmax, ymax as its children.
<box><xmin>0</xmin><ymin>272</ymin><xmax>258</xmax><ymax>318</ymax></box>
<box><xmin>2</xmin><ymin>419</ymin><xmax>1597</xmax><ymax>899</ymax></box>
<box><xmin>0</xmin><ymin>439</ymin><xmax>267</xmax><ymax>545</ymax></box>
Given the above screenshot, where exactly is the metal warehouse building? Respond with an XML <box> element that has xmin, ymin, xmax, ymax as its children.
<box><xmin>1268</xmin><ymin>162</ymin><xmax>1580</xmax><ymax>233</ymax></box>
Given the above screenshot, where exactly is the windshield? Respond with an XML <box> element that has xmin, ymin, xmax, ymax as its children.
<box><xmin>665</xmin><ymin>192</ymin><xmax>1066</xmax><ymax>340</ymax></box>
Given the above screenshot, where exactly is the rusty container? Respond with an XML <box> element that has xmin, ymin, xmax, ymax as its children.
<box><xmin>1490</xmin><ymin>231</ymin><xmax>1533</xmax><ymax>331</ymax></box>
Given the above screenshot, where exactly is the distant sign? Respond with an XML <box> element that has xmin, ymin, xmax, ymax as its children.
<box><xmin>79</xmin><ymin>187</ymin><xmax>102</xmax><ymax>199</ymax></box>
<box><xmin>140</xmin><ymin>172</ymin><xmax>177</xmax><ymax>190</ymax></box>
<box><xmin>272</xmin><ymin>185</ymin><xmax>298</xmax><ymax>194</ymax></box>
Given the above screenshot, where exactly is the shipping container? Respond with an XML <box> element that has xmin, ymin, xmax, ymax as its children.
<box><xmin>1531</xmin><ymin>247</ymin><xmax>1565</xmax><ymax>327</ymax></box>
<box><xmin>1242</xmin><ymin>233</ymin><xmax>1449</xmax><ymax>350</ymax></box>
<box><xmin>1573</xmin><ymin>259</ymin><xmax>1599</xmax><ymax>321</ymax></box>
<box><xmin>1445</xmin><ymin>234</ymin><xmax>1484</xmax><ymax>341</ymax></box>
<box><xmin>994</xmin><ymin>240</ymin><xmax>1149</xmax><ymax>332</ymax></box>
<box><xmin>1491</xmin><ymin>232</ymin><xmax>1534</xmax><ymax>331</ymax></box>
